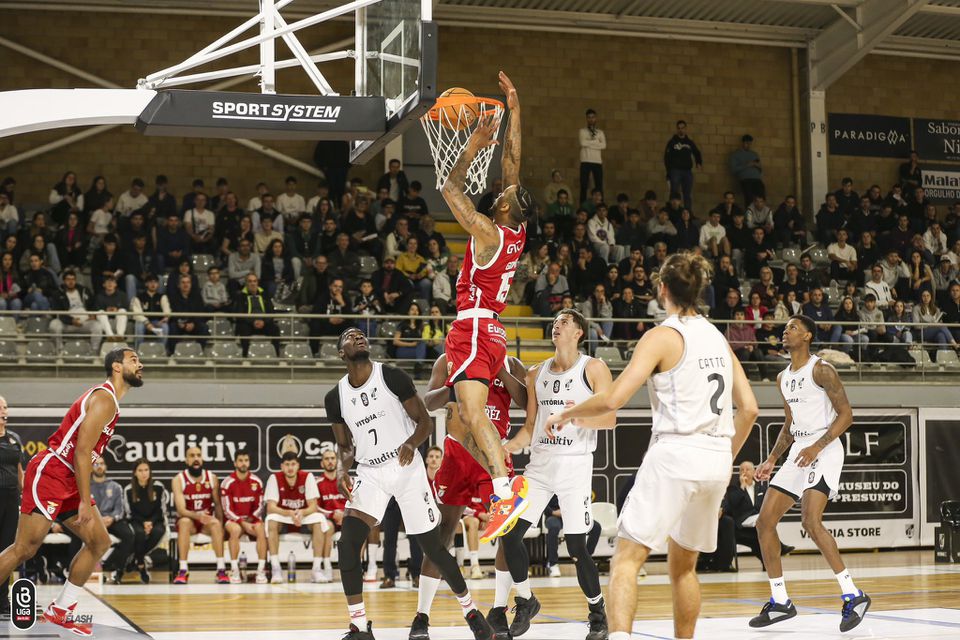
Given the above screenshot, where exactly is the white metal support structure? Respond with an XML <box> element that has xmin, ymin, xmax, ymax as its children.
<box><xmin>259</xmin><ymin>0</ymin><xmax>277</xmax><ymax>94</ymax></box>
<box><xmin>803</xmin><ymin>0</ymin><xmax>930</xmax><ymax>212</ymax></box>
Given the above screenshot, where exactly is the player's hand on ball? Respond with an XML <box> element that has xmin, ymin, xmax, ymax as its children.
<box><xmin>468</xmin><ymin>116</ymin><xmax>499</xmax><ymax>151</ymax></box>
<box><xmin>755</xmin><ymin>458</ymin><xmax>776</xmax><ymax>481</ymax></box>
<box><xmin>794</xmin><ymin>445</ymin><xmax>820</xmax><ymax>468</ymax></box>
<box><xmin>498</xmin><ymin>71</ymin><xmax>519</xmax><ymax>110</ymax></box>
<box><xmin>397</xmin><ymin>442</ymin><xmax>416</xmax><ymax>466</ymax></box>
<box><xmin>338</xmin><ymin>472</ymin><xmax>354</xmax><ymax>501</ymax></box>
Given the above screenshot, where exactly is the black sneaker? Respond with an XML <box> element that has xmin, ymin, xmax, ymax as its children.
<box><xmin>465</xmin><ymin>608</ymin><xmax>494</xmax><ymax>640</ymax></box>
<box><xmin>0</xmin><ymin>602</ymin><xmax>10</xmax><ymax>621</ymax></box>
<box><xmin>586</xmin><ymin>600</ymin><xmax>607</xmax><ymax>640</ymax></box>
<box><xmin>342</xmin><ymin>621</ymin><xmax>375</xmax><ymax>639</ymax></box>
<box><xmin>138</xmin><ymin>564</ymin><xmax>151</xmax><ymax>584</ymax></box>
<box><xmin>748</xmin><ymin>599</ymin><xmax>797</xmax><ymax>628</ymax></box>
<box><xmin>487</xmin><ymin>606</ymin><xmax>510</xmax><ymax>640</ymax></box>
<box><xmin>110</xmin><ymin>570</ymin><xmax>123</xmax><ymax>585</ymax></box>
<box><xmin>408</xmin><ymin>612</ymin><xmax>430</xmax><ymax>640</ymax></box>
<box><xmin>509</xmin><ymin>595</ymin><xmax>540</xmax><ymax>637</ymax></box>
<box><xmin>839</xmin><ymin>591</ymin><xmax>871</xmax><ymax>632</ymax></box>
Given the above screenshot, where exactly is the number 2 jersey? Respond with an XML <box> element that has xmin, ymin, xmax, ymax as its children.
<box><xmin>325</xmin><ymin>362</ymin><xmax>419</xmax><ymax>467</ymax></box>
<box><xmin>648</xmin><ymin>314</ymin><xmax>735</xmax><ymax>450</ymax></box>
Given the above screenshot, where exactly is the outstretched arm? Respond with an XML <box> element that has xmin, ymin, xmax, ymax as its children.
<box><xmin>794</xmin><ymin>361</ymin><xmax>853</xmax><ymax>467</ymax></box>
<box><xmin>499</xmin><ymin>71</ymin><xmax>521</xmax><ymax>186</ymax></box>
<box><xmin>440</xmin><ymin>119</ymin><xmax>500</xmax><ymax>253</ymax></box>
<box><xmin>423</xmin><ymin>354</ymin><xmax>451</xmax><ymax>411</ymax></box>
<box><xmin>505</xmin><ymin>365</ymin><xmax>540</xmax><ymax>453</ymax></box>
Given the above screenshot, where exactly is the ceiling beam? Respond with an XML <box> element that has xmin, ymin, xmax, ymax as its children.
<box><xmin>808</xmin><ymin>0</ymin><xmax>930</xmax><ymax>90</ymax></box>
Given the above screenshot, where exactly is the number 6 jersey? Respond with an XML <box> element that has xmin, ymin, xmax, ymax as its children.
<box><xmin>325</xmin><ymin>362</ymin><xmax>419</xmax><ymax>466</ymax></box>
<box><xmin>648</xmin><ymin>314</ymin><xmax>736</xmax><ymax>448</ymax></box>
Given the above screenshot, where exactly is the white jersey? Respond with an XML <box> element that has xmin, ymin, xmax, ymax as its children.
<box><xmin>648</xmin><ymin>314</ymin><xmax>735</xmax><ymax>450</ymax></box>
<box><xmin>532</xmin><ymin>353</ymin><xmax>598</xmax><ymax>456</ymax></box>
<box><xmin>780</xmin><ymin>355</ymin><xmax>837</xmax><ymax>446</ymax></box>
<box><xmin>335</xmin><ymin>362</ymin><xmax>416</xmax><ymax>466</ymax></box>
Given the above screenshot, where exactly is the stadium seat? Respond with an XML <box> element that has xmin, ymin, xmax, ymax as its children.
<box><xmin>591</xmin><ymin>502</ymin><xmax>618</xmax><ymax>540</ymax></box>
<box><xmin>26</xmin><ymin>340</ymin><xmax>57</xmax><ymax>359</ymax></box>
<box><xmin>319</xmin><ymin>343</ymin><xmax>340</xmax><ymax>360</ymax></box>
<box><xmin>209</xmin><ymin>318</ymin><xmax>235</xmax><ymax>337</ymax></box>
<box><xmin>138</xmin><ymin>342</ymin><xmax>167</xmax><ymax>360</ymax></box>
<box><xmin>281</xmin><ymin>342</ymin><xmax>313</xmax><ymax>359</ymax></box>
<box><xmin>809</xmin><ymin>246</ymin><xmax>829</xmax><ymax>266</ymax></box>
<box><xmin>247</xmin><ymin>341</ymin><xmax>277</xmax><ymax>359</ymax></box>
<box><xmin>100</xmin><ymin>342</ymin><xmax>130</xmax><ymax>358</ymax></box>
<box><xmin>0</xmin><ymin>341</ymin><xmax>17</xmax><ymax>358</ymax></box>
<box><xmin>61</xmin><ymin>339</ymin><xmax>94</xmax><ymax>359</ymax></box>
<box><xmin>24</xmin><ymin>316</ymin><xmax>50</xmax><ymax>335</ymax></box>
<box><xmin>358</xmin><ymin>256</ymin><xmax>378</xmax><ymax>276</ymax></box>
<box><xmin>205</xmin><ymin>341</ymin><xmax>243</xmax><ymax>360</ymax></box>
<box><xmin>369</xmin><ymin>344</ymin><xmax>387</xmax><ymax>360</ymax></box>
<box><xmin>173</xmin><ymin>341</ymin><xmax>204</xmax><ymax>359</ymax></box>
<box><xmin>191</xmin><ymin>254</ymin><xmax>216</xmax><ymax>274</ymax></box>
<box><xmin>594</xmin><ymin>346</ymin><xmax>623</xmax><ymax>364</ymax></box>
<box><xmin>908</xmin><ymin>348</ymin><xmax>933</xmax><ymax>367</ymax></box>
<box><xmin>739</xmin><ymin>283</ymin><xmax>753</xmax><ymax>301</ymax></box>
<box><xmin>378</xmin><ymin>321</ymin><xmax>397</xmax><ymax>338</ymax></box>
<box><xmin>413</xmin><ymin>298</ymin><xmax>429</xmax><ymax>314</ymax></box>
<box><xmin>278</xmin><ymin>318</ymin><xmax>309</xmax><ymax>338</ymax></box>
<box><xmin>936</xmin><ymin>350</ymin><xmax>959</xmax><ymax>367</ymax></box>
<box><xmin>0</xmin><ymin>316</ymin><xmax>17</xmax><ymax>336</ymax></box>
<box><xmin>780</xmin><ymin>247</ymin><xmax>800</xmax><ymax>264</ymax></box>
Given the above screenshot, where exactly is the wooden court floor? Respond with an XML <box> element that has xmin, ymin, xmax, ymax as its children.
<box><xmin>93</xmin><ymin>550</ymin><xmax>960</xmax><ymax>634</ymax></box>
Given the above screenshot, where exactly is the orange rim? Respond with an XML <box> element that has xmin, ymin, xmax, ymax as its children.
<box><xmin>425</xmin><ymin>96</ymin><xmax>504</xmax><ymax>121</ymax></box>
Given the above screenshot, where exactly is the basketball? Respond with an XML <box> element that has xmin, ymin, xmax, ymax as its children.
<box><xmin>438</xmin><ymin>87</ymin><xmax>479</xmax><ymax>131</ymax></box>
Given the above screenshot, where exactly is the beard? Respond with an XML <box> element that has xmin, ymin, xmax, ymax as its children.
<box><xmin>187</xmin><ymin>464</ymin><xmax>204</xmax><ymax>477</ymax></box>
<box><xmin>124</xmin><ymin>370</ymin><xmax>144</xmax><ymax>388</ymax></box>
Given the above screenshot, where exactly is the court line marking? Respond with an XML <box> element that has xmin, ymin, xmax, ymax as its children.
<box><xmin>721</xmin><ymin>597</ymin><xmax>960</xmax><ymax>629</ymax></box>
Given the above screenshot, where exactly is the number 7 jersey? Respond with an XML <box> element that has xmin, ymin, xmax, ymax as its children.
<box><xmin>647</xmin><ymin>314</ymin><xmax>736</xmax><ymax>446</ymax></box>
<box><xmin>456</xmin><ymin>223</ymin><xmax>526</xmax><ymax>314</ymax></box>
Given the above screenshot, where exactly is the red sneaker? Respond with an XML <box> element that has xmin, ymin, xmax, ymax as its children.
<box><xmin>480</xmin><ymin>476</ymin><xmax>529</xmax><ymax>543</ymax></box>
<box><xmin>173</xmin><ymin>569</ymin><xmax>189</xmax><ymax>584</ymax></box>
<box><xmin>43</xmin><ymin>602</ymin><xmax>93</xmax><ymax>636</ymax></box>
<box><xmin>215</xmin><ymin>569</ymin><xmax>230</xmax><ymax>584</ymax></box>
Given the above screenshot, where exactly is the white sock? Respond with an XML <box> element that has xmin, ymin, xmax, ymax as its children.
<box><xmin>366</xmin><ymin>544</ymin><xmax>379</xmax><ymax>573</ymax></box>
<box><xmin>835</xmin><ymin>569</ymin><xmax>859</xmax><ymax>595</ymax></box>
<box><xmin>455</xmin><ymin>546</ymin><xmax>465</xmax><ymax>566</ymax></box>
<box><xmin>54</xmin><ymin>580</ymin><xmax>84</xmax><ymax>609</ymax></box>
<box><xmin>179</xmin><ymin>561</ymin><xmax>188</xmax><ymax>572</ymax></box>
<box><xmin>271</xmin><ymin>557</ymin><xmax>282</xmax><ymax>573</ymax></box>
<box><xmin>231</xmin><ymin>559</ymin><xmax>239</xmax><ymax>572</ymax></box>
<box><xmin>608</xmin><ymin>633</ymin><xmax>630</xmax><ymax>640</ymax></box>
<box><xmin>348</xmin><ymin>602</ymin><xmax>367</xmax><ymax>629</ymax></box>
<box><xmin>417</xmin><ymin>575</ymin><xmax>442</xmax><ymax>616</ymax></box>
<box><xmin>456</xmin><ymin>591</ymin><xmax>475</xmax><ymax>615</ymax></box>
<box><xmin>257</xmin><ymin>560</ymin><xmax>266</xmax><ymax>573</ymax></box>
<box><xmin>587</xmin><ymin>594</ymin><xmax>603</xmax><ymax>606</ymax></box>
<box><xmin>469</xmin><ymin>551</ymin><xmax>479</xmax><ymax>568</ymax></box>
<box><xmin>769</xmin><ymin>577</ymin><xmax>789</xmax><ymax>604</ymax></box>
<box><xmin>492</xmin><ymin>477</ymin><xmax>512</xmax><ymax>499</ymax></box>
<box><xmin>494</xmin><ymin>570</ymin><xmax>513</xmax><ymax>607</ymax></box>
<box><xmin>312</xmin><ymin>558</ymin><xmax>323</xmax><ymax>572</ymax></box>
<box><xmin>216</xmin><ymin>558</ymin><xmax>225</xmax><ymax>571</ymax></box>
<box><xmin>515</xmin><ymin>579</ymin><xmax>532</xmax><ymax>599</ymax></box>
<box><xmin>323</xmin><ymin>557</ymin><xmax>332</xmax><ymax>572</ymax></box>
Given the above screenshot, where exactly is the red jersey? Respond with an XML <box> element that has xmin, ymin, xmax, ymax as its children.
<box><xmin>48</xmin><ymin>381</ymin><xmax>120</xmax><ymax>470</ymax></box>
<box><xmin>220</xmin><ymin>472</ymin><xmax>264</xmax><ymax>522</ymax></box>
<box><xmin>178</xmin><ymin>469</ymin><xmax>216</xmax><ymax>516</ymax></box>
<box><xmin>266</xmin><ymin>470</ymin><xmax>319</xmax><ymax>511</ymax></box>
<box><xmin>486</xmin><ymin>373</ymin><xmax>513</xmax><ymax>439</ymax></box>
<box><xmin>316</xmin><ymin>473</ymin><xmax>346</xmax><ymax>516</ymax></box>
<box><xmin>456</xmin><ymin>224</ymin><xmax>526</xmax><ymax>314</ymax></box>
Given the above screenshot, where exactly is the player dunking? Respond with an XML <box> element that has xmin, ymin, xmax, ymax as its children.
<box><xmin>328</xmin><ymin>328</ymin><xmax>493</xmax><ymax>640</ymax></box>
<box><xmin>749</xmin><ymin>315</ymin><xmax>871</xmax><ymax>632</ymax></box>
<box><xmin>545</xmin><ymin>253</ymin><xmax>759</xmax><ymax>640</ymax></box>
<box><xmin>409</xmin><ymin>352</ymin><xmax>527</xmax><ymax>640</ymax></box>
<box><xmin>441</xmin><ymin>71</ymin><xmax>533</xmax><ymax>541</ymax></box>
<box><xmin>0</xmin><ymin>348</ymin><xmax>143</xmax><ymax>636</ymax></box>
<box><xmin>503</xmin><ymin>308</ymin><xmax>615</xmax><ymax>640</ymax></box>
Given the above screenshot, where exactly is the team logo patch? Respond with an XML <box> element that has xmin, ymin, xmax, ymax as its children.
<box><xmin>361</xmin><ymin>392</ymin><xmax>369</xmax><ymax>407</ymax></box>
<box><xmin>351</xmin><ymin>397</ymin><xmax>357</xmax><ymax>405</ymax></box>
<box><xmin>370</xmin><ymin>387</ymin><xmax>378</xmax><ymax>401</ymax></box>
<box><xmin>553</xmin><ymin>380</ymin><xmax>561</xmax><ymax>393</ymax></box>
<box><xmin>45</xmin><ymin>501</ymin><xmax>58</xmax><ymax>515</ymax></box>
<box><xmin>251</xmin><ymin>482</ymin><xmax>258</xmax><ymax>491</ymax></box>
<box><xmin>298</xmin><ymin>485</ymin><xmax>305</xmax><ymax>494</ymax></box>
<box><xmin>565</xmin><ymin>378</ymin><xmax>573</xmax><ymax>391</ymax></box>
<box><xmin>808</xmin><ymin>472</ymin><xmax>815</xmax><ymax>483</ymax></box>
<box><xmin>542</xmin><ymin>380</ymin><xmax>549</xmax><ymax>388</ymax></box>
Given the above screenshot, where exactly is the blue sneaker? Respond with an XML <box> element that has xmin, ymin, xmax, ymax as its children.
<box><xmin>840</xmin><ymin>591</ymin><xmax>871</xmax><ymax>632</ymax></box>
<box><xmin>748</xmin><ymin>598</ymin><xmax>797</xmax><ymax>628</ymax></box>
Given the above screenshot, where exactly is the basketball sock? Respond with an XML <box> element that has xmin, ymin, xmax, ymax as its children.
<box><xmin>608</xmin><ymin>633</ymin><xmax>630</xmax><ymax>640</ymax></box>
<box><xmin>179</xmin><ymin>561</ymin><xmax>188</xmax><ymax>572</ymax></box>
<box><xmin>256</xmin><ymin>560</ymin><xmax>265</xmax><ymax>573</ymax></box>
<box><xmin>54</xmin><ymin>580</ymin><xmax>84</xmax><ymax>609</ymax></box>
<box><xmin>312</xmin><ymin>558</ymin><xmax>323</xmax><ymax>572</ymax></box>
<box><xmin>417</xmin><ymin>576</ymin><xmax>442</xmax><ymax>615</ymax></box>
<box><xmin>216</xmin><ymin>558</ymin><xmax>225</xmax><ymax>571</ymax></box>
<box><xmin>494</xmin><ymin>570</ymin><xmax>512</xmax><ymax>608</ymax></box>
<box><xmin>492</xmin><ymin>477</ymin><xmax>512</xmax><ymax>499</ymax></box>
<box><xmin>348</xmin><ymin>602</ymin><xmax>367</xmax><ymax>629</ymax></box>
<box><xmin>835</xmin><ymin>569</ymin><xmax>859</xmax><ymax>595</ymax></box>
<box><xmin>587</xmin><ymin>594</ymin><xmax>603</xmax><ymax>606</ymax></box>
<box><xmin>769</xmin><ymin>577</ymin><xmax>789</xmax><ymax>604</ymax></box>
<box><xmin>323</xmin><ymin>557</ymin><xmax>333</xmax><ymax>573</ymax></box>
<box><xmin>230</xmin><ymin>559</ymin><xmax>239</xmax><ymax>573</ymax></box>
<box><xmin>366</xmin><ymin>544</ymin><xmax>379</xmax><ymax>574</ymax></box>
<box><xmin>455</xmin><ymin>546</ymin><xmax>465</xmax><ymax>566</ymax></box>
<box><xmin>515</xmin><ymin>579</ymin><xmax>532</xmax><ymax>600</ymax></box>
<box><xmin>456</xmin><ymin>591</ymin><xmax>475</xmax><ymax>615</ymax></box>
<box><xmin>469</xmin><ymin>551</ymin><xmax>479</xmax><ymax>568</ymax></box>
<box><xmin>271</xmin><ymin>557</ymin><xmax>282</xmax><ymax>574</ymax></box>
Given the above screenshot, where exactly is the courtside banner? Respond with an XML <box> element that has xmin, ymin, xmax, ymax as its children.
<box><xmin>920</xmin><ymin>164</ymin><xmax>960</xmax><ymax>203</ymax></box>
<box><xmin>828</xmin><ymin>113</ymin><xmax>912</xmax><ymax>158</ymax></box>
<box><xmin>914</xmin><ymin>118</ymin><xmax>960</xmax><ymax>162</ymax></box>
<box><xmin>135</xmin><ymin>90</ymin><xmax>386</xmax><ymax>140</ymax></box>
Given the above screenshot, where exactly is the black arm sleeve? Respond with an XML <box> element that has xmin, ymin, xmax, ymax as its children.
<box><xmin>324</xmin><ymin>387</ymin><xmax>344</xmax><ymax>424</ymax></box>
<box><xmin>381</xmin><ymin>365</ymin><xmax>418</xmax><ymax>402</ymax></box>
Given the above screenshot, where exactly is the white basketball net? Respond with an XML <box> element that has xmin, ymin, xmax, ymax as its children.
<box><xmin>420</xmin><ymin>100</ymin><xmax>504</xmax><ymax>196</ymax></box>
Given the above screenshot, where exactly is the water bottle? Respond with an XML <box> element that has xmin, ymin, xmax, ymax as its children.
<box><xmin>287</xmin><ymin>550</ymin><xmax>296</xmax><ymax>583</ymax></box>
<box><xmin>238</xmin><ymin>551</ymin><xmax>247</xmax><ymax>572</ymax></box>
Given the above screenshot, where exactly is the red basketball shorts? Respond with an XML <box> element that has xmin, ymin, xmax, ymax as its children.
<box><xmin>433</xmin><ymin>436</ymin><xmax>513</xmax><ymax>510</ymax></box>
<box><xmin>445</xmin><ymin>317</ymin><xmax>508</xmax><ymax>386</ymax></box>
<box><xmin>21</xmin><ymin>451</ymin><xmax>93</xmax><ymax>521</ymax></box>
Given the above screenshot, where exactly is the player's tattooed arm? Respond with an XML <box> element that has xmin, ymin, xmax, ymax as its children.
<box><xmin>499</xmin><ymin>71</ymin><xmax>521</xmax><ymax>186</ymax></box>
<box><xmin>811</xmin><ymin>360</ymin><xmax>854</xmax><ymax>449</ymax></box>
<box><xmin>441</xmin><ymin>118</ymin><xmax>499</xmax><ymax>253</ymax></box>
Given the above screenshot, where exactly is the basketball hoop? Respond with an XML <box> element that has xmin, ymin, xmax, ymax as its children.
<box><xmin>420</xmin><ymin>96</ymin><xmax>504</xmax><ymax>196</ymax></box>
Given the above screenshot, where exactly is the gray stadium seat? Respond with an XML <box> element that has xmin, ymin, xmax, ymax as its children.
<box><xmin>936</xmin><ymin>349</ymin><xmax>959</xmax><ymax>367</ymax></box>
<box><xmin>278</xmin><ymin>318</ymin><xmax>309</xmax><ymax>338</ymax></box>
<box><xmin>205</xmin><ymin>342</ymin><xmax>243</xmax><ymax>360</ymax></box>
<box><xmin>0</xmin><ymin>316</ymin><xmax>17</xmax><ymax>336</ymax></box>
<box><xmin>358</xmin><ymin>256</ymin><xmax>378</xmax><ymax>276</ymax></box>
<box><xmin>378</xmin><ymin>321</ymin><xmax>397</xmax><ymax>338</ymax></box>
<box><xmin>0</xmin><ymin>341</ymin><xmax>17</xmax><ymax>358</ymax></box>
<box><xmin>594</xmin><ymin>346</ymin><xmax>623</xmax><ymax>364</ymax></box>
<box><xmin>739</xmin><ymin>283</ymin><xmax>753</xmax><ymax>301</ymax></box>
<box><xmin>100</xmin><ymin>342</ymin><xmax>130</xmax><ymax>358</ymax></box>
<box><xmin>809</xmin><ymin>246</ymin><xmax>829</xmax><ymax>266</ymax></box>
<box><xmin>138</xmin><ymin>342</ymin><xmax>168</xmax><ymax>360</ymax></box>
<box><xmin>780</xmin><ymin>247</ymin><xmax>800</xmax><ymax>264</ymax></box>
<box><xmin>61</xmin><ymin>340</ymin><xmax>94</xmax><ymax>359</ymax></box>
<box><xmin>191</xmin><ymin>254</ymin><xmax>216</xmax><ymax>274</ymax></box>
<box><xmin>281</xmin><ymin>342</ymin><xmax>313</xmax><ymax>360</ymax></box>
<box><xmin>209</xmin><ymin>318</ymin><xmax>235</xmax><ymax>337</ymax></box>
<box><xmin>368</xmin><ymin>344</ymin><xmax>387</xmax><ymax>360</ymax></box>
<box><xmin>247</xmin><ymin>341</ymin><xmax>277</xmax><ymax>359</ymax></box>
<box><xmin>173</xmin><ymin>341</ymin><xmax>204</xmax><ymax>359</ymax></box>
<box><xmin>412</xmin><ymin>298</ymin><xmax>429</xmax><ymax>314</ymax></box>
<box><xmin>24</xmin><ymin>316</ymin><xmax>50</xmax><ymax>335</ymax></box>
<box><xmin>26</xmin><ymin>340</ymin><xmax>56</xmax><ymax>359</ymax></box>
<box><xmin>318</xmin><ymin>343</ymin><xmax>340</xmax><ymax>360</ymax></box>
<box><xmin>908</xmin><ymin>348</ymin><xmax>933</xmax><ymax>367</ymax></box>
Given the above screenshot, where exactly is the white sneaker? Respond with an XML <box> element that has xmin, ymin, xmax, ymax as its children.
<box><xmin>311</xmin><ymin>570</ymin><xmax>332</xmax><ymax>583</ymax></box>
<box><xmin>363</xmin><ymin>571</ymin><xmax>377</xmax><ymax>583</ymax></box>
<box><xmin>548</xmin><ymin>564</ymin><xmax>561</xmax><ymax>578</ymax></box>
<box><xmin>270</xmin><ymin>572</ymin><xmax>284</xmax><ymax>584</ymax></box>
<box><xmin>255</xmin><ymin>572</ymin><xmax>268</xmax><ymax>584</ymax></box>
<box><xmin>229</xmin><ymin>570</ymin><xmax>242</xmax><ymax>584</ymax></box>
<box><xmin>324</xmin><ymin>568</ymin><xmax>335</xmax><ymax>582</ymax></box>
<box><xmin>470</xmin><ymin>565</ymin><xmax>483</xmax><ymax>580</ymax></box>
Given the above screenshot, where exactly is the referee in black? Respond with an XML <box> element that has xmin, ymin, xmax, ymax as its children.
<box><xmin>0</xmin><ymin>395</ymin><xmax>27</xmax><ymax>621</ymax></box>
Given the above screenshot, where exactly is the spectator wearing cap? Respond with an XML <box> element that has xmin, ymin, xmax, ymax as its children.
<box><xmin>286</xmin><ymin>213</ymin><xmax>317</xmax><ymax>277</ymax></box>
<box><xmin>131</xmin><ymin>274</ymin><xmax>170</xmax><ymax>349</ymax></box>
<box><xmin>664</xmin><ymin>119</ymin><xmax>703</xmax><ymax>211</ymax></box>
<box><xmin>579</xmin><ymin>109</ymin><xmax>606</xmax><ymax>206</ymax></box>
<box><xmin>730</xmin><ymin>134</ymin><xmax>765</xmax><ymax>207</ymax></box>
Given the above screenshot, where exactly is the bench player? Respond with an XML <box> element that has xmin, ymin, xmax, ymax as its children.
<box><xmin>0</xmin><ymin>348</ymin><xmax>142</xmax><ymax>636</ymax></box>
<box><xmin>317</xmin><ymin>448</ymin><xmax>346</xmax><ymax>581</ymax></box>
<box><xmin>440</xmin><ymin>71</ymin><xmax>534</xmax><ymax>541</ymax></box>
<box><xmin>502</xmin><ymin>308</ymin><xmax>615</xmax><ymax>640</ymax></box>
<box><xmin>328</xmin><ymin>328</ymin><xmax>492</xmax><ymax>640</ymax></box>
<box><xmin>265</xmin><ymin>451</ymin><xmax>331</xmax><ymax>583</ymax></box>
<box><xmin>546</xmin><ymin>253</ymin><xmax>759</xmax><ymax>640</ymax></box>
<box><xmin>749</xmin><ymin>315</ymin><xmax>870</xmax><ymax>632</ymax></box>
<box><xmin>173</xmin><ymin>446</ymin><xmax>228</xmax><ymax>584</ymax></box>
<box><xmin>220</xmin><ymin>448</ymin><xmax>268</xmax><ymax>583</ymax></box>
<box><xmin>409</xmin><ymin>352</ymin><xmax>527</xmax><ymax>640</ymax></box>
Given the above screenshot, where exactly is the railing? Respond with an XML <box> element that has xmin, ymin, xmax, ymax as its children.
<box><xmin>1</xmin><ymin>310</ymin><xmax>959</xmax><ymax>381</ymax></box>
